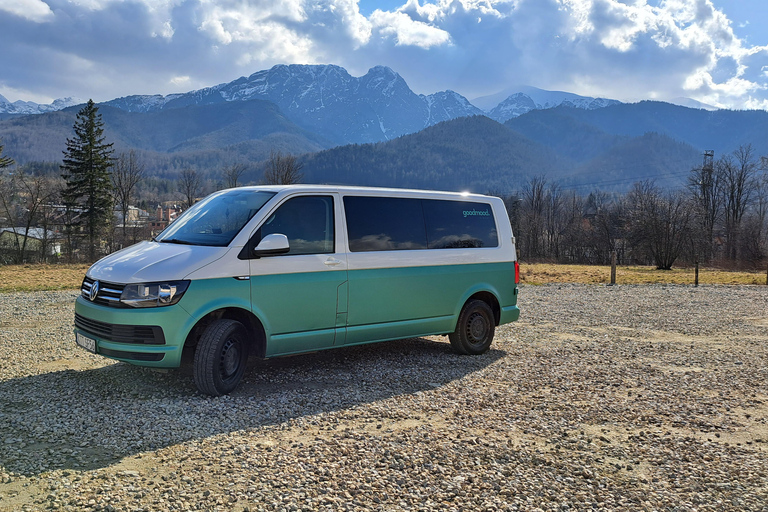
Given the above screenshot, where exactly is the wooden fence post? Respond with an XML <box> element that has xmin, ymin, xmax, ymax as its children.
<box><xmin>610</xmin><ymin>251</ymin><xmax>617</xmax><ymax>285</ymax></box>
<box><xmin>695</xmin><ymin>260</ymin><xmax>699</xmax><ymax>287</ymax></box>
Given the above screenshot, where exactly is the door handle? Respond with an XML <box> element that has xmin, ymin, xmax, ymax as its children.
<box><xmin>324</xmin><ymin>257</ymin><xmax>343</xmax><ymax>266</ymax></box>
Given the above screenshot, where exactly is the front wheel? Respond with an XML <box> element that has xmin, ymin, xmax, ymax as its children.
<box><xmin>449</xmin><ymin>299</ymin><xmax>495</xmax><ymax>355</ymax></box>
<box><xmin>194</xmin><ymin>319</ymin><xmax>249</xmax><ymax>396</ymax></box>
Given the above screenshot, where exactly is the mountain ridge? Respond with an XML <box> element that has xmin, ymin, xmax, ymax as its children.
<box><xmin>104</xmin><ymin>64</ymin><xmax>487</xmax><ymax>144</ymax></box>
<box><xmin>2</xmin><ymin>64</ymin><xmax>622</xmax><ymax>143</ymax></box>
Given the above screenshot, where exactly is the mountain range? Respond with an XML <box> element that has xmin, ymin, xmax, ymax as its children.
<box><xmin>0</xmin><ymin>94</ymin><xmax>81</xmax><ymax>116</ymax></box>
<box><xmin>0</xmin><ymin>65</ymin><xmax>618</xmax><ymax>137</ymax></box>
<box><xmin>1</xmin><ymin>64</ymin><xmax>766</xmax><ymax>193</ymax></box>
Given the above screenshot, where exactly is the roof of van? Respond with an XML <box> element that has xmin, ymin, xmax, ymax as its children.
<box><xmin>226</xmin><ymin>184</ymin><xmax>497</xmax><ymax>200</ymax></box>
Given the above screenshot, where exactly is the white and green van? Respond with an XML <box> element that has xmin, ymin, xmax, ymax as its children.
<box><xmin>74</xmin><ymin>185</ymin><xmax>520</xmax><ymax>395</ymax></box>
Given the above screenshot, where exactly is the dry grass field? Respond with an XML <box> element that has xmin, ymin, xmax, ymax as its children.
<box><xmin>521</xmin><ymin>262</ymin><xmax>768</xmax><ymax>286</ymax></box>
<box><xmin>0</xmin><ymin>262</ymin><xmax>766</xmax><ymax>292</ymax></box>
<box><xmin>0</xmin><ymin>264</ymin><xmax>90</xmax><ymax>293</ymax></box>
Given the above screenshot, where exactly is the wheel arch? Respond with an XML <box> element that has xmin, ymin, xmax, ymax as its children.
<box><xmin>184</xmin><ymin>307</ymin><xmax>267</xmax><ymax>358</ymax></box>
<box><xmin>463</xmin><ymin>290</ymin><xmax>501</xmax><ymax>326</ymax></box>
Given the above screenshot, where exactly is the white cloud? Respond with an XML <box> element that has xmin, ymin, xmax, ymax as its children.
<box><xmin>0</xmin><ymin>0</ymin><xmax>54</xmax><ymax>22</ymax></box>
<box><xmin>370</xmin><ymin>9</ymin><xmax>451</xmax><ymax>47</ymax></box>
<box><xmin>153</xmin><ymin>20</ymin><xmax>175</xmax><ymax>39</ymax></box>
<box><xmin>0</xmin><ymin>0</ymin><xmax>767</xmax><ymax>112</ymax></box>
<box><xmin>170</xmin><ymin>75</ymin><xmax>191</xmax><ymax>86</ymax></box>
<box><xmin>320</xmin><ymin>0</ymin><xmax>372</xmax><ymax>48</ymax></box>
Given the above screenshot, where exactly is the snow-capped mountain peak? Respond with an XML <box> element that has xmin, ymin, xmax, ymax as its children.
<box><xmin>101</xmin><ymin>64</ymin><xmax>482</xmax><ymax>144</ymax></box>
<box><xmin>475</xmin><ymin>86</ymin><xmax>621</xmax><ymax>122</ymax></box>
<box><xmin>0</xmin><ymin>96</ymin><xmax>83</xmax><ymax>115</ymax></box>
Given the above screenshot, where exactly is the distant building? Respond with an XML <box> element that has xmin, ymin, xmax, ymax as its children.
<box><xmin>0</xmin><ymin>227</ymin><xmax>61</xmax><ymax>256</ymax></box>
<box><xmin>114</xmin><ymin>206</ymin><xmax>150</xmax><ymax>228</ymax></box>
<box><xmin>149</xmin><ymin>204</ymin><xmax>182</xmax><ymax>235</ymax></box>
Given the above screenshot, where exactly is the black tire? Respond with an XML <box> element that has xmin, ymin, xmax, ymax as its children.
<box><xmin>449</xmin><ymin>299</ymin><xmax>495</xmax><ymax>355</ymax></box>
<box><xmin>193</xmin><ymin>319</ymin><xmax>249</xmax><ymax>396</ymax></box>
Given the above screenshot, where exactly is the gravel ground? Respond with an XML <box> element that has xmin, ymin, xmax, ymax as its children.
<box><xmin>1</xmin><ymin>284</ymin><xmax>767</xmax><ymax>511</ymax></box>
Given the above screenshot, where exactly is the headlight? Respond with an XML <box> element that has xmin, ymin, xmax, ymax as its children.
<box><xmin>120</xmin><ymin>281</ymin><xmax>190</xmax><ymax>308</ymax></box>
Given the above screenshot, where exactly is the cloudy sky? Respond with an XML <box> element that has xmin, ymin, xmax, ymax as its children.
<box><xmin>2</xmin><ymin>0</ymin><xmax>767</xmax><ymax>110</ymax></box>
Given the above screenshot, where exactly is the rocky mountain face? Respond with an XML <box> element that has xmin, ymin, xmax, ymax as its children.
<box><xmin>2</xmin><ymin>64</ymin><xmax>624</xmax><ymax>144</ymax></box>
<box><xmin>104</xmin><ymin>65</ymin><xmax>484</xmax><ymax>145</ymax></box>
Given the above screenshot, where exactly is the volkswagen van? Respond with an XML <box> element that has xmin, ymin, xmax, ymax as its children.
<box><xmin>74</xmin><ymin>185</ymin><xmax>520</xmax><ymax>395</ymax></box>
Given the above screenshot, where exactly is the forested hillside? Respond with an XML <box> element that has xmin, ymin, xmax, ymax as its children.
<box><xmin>301</xmin><ymin>116</ymin><xmax>561</xmax><ymax>192</ymax></box>
<box><xmin>507</xmin><ymin>102</ymin><xmax>768</xmax><ymax>158</ymax></box>
<box><xmin>301</xmin><ymin>115</ymin><xmax>702</xmax><ymax>191</ymax></box>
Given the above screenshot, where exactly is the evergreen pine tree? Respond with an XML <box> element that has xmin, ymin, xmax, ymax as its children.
<box><xmin>61</xmin><ymin>99</ymin><xmax>114</xmax><ymax>261</ymax></box>
<box><xmin>0</xmin><ymin>138</ymin><xmax>14</xmax><ymax>169</ymax></box>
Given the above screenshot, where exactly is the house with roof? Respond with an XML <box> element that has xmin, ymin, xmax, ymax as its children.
<box><xmin>0</xmin><ymin>227</ymin><xmax>61</xmax><ymax>256</ymax></box>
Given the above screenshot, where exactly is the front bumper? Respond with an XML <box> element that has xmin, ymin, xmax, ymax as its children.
<box><xmin>73</xmin><ymin>295</ymin><xmax>194</xmax><ymax>368</ymax></box>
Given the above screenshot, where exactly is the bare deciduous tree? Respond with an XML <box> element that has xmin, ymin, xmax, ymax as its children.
<box><xmin>520</xmin><ymin>175</ymin><xmax>547</xmax><ymax>258</ymax></box>
<box><xmin>688</xmin><ymin>155</ymin><xmax>723</xmax><ymax>262</ymax></box>
<box><xmin>0</xmin><ymin>171</ymin><xmax>60</xmax><ymax>263</ymax></box>
<box><xmin>263</xmin><ymin>151</ymin><xmax>303</xmax><ymax>185</ymax></box>
<box><xmin>223</xmin><ymin>163</ymin><xmax>248</xmax><ymax>189</ymax></box>
<box><xmin>720</xmin><ymin>144</ymin><xmax>758</xmax><ymax>261</ymax></box>
<box><xmin>111</xmin><ymin>150</ymin><xmax>145</xmax><ymax>244</ymax></box>
<box><xmin>626</xmin><ymin>181</ymin><xmax>692</xmax><ymax>270</ymax></box>
<box><xmin>179</xmin><ymin>169</ymin><xmax>202</xmax><ymax>209</ymax></box>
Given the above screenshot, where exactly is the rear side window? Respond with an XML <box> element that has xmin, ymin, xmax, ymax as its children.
<box><xmin>423</xmin><ymin>199</ymin><xmax>498</xmax><ymax>249</ymax></box>
<box><xmin>344</xmin><ymin>196</ymin><xmax>427</xmax><ymax>252</ymax></box>
<box><xmin>344</xmin><ymin>196</ymin><xmax>498</xmax><ymax>252</ymax></box>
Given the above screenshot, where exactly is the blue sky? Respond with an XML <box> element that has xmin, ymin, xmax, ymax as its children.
<box><xmin>711</xmin><ymin>0</ymin><xmax>768</xmax><ymax>46</ymax></box>
<box><xmin>1</xmin><ymin>0</ymin><xmax>767</xmax><ymax>111</ymax></box>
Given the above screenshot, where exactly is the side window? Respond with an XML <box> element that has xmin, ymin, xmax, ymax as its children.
<box><xmin>344</xmin><ymin>196</ymin><xmax>427</xmax><ymax>252</ymax></box>
<box><xmin>259</xmin><ymin>196</ymin><xmax>335</xmax><ymax>255</ymax></box>
<box><xmin>423</xmin><ymin>200</ymin><xmax>498</xmax><ymax>249</ymax></box>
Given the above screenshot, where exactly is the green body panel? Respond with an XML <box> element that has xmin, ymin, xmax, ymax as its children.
<box><xmin>344</xmin><ymin>261</ymin><xmax>517</xmax><ymax>344</ymax></box>
<box><xmin>501</xmin><ymin>303</ymin><xmax>521</xmax><ymax>324</ymax></box>
<box><xmin>250</xmin><ymin>269</ymin><xmax>347</xmax><ymax>357</ymax></box>
<box><xmin>345</xmin><ymin>315</ymin><xmax>455</xmax><ymax>346</ymax></box>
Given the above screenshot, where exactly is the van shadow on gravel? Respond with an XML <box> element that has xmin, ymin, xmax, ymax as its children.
<box><xmin>0</xmin><ymin>336</ymin><xmax>504</xmax><ymax>476</ymax></box>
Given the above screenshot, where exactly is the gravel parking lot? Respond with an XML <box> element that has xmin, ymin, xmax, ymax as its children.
<box><xmin>1</xmin><ymin>284</ymin><xmax>767</xmax><ymax>511</ymax></box>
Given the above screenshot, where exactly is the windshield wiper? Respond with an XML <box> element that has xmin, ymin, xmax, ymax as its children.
<box><xmin>157</xmin><ymin>238</ymin><xmax>196</xmax><ymax>245</ymax></box>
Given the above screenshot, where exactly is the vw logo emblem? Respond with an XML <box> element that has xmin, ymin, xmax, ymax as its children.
<box><xmin>89</xmin><ymin>280</ymin><xmax>100</xmax><ymax>301</ymax></box>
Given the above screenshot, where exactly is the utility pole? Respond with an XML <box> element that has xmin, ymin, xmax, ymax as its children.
<box><xmin>703</xmin><ymin>150</ymin><xmax>714</xmax><ymax>173</ymax></box>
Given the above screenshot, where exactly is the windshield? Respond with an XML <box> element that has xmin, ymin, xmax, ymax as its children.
<box><xmin>156</xmin><ymin>190</ymin><xmax>275</xmax><ymax>247</ymax></box>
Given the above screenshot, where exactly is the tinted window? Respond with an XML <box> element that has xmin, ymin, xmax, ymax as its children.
<box><xmin>259</xmin><ymin>196</ymin><xmax>334</xmax><ymax>255</ymax></box>
<box><xmin>344</xmin><ymin>196</ymin><xmax>427</xmax><ymax>252</ymax></box>
<box><xmin>423</xmin><ymin>200</ymin><xmax>498</xmax><ymax>249</ymax></box>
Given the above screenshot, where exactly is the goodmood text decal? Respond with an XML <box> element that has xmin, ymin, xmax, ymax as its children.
<box><xmin>463</xmin><ymin>208</ymin><xmax>491</xmax><ymax>218</ymax></box>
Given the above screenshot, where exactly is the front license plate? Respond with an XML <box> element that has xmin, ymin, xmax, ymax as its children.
<box><xmin>76</xmin><ymin>332</ymin><xmax>97</xmax><ymax>353</ymax></box>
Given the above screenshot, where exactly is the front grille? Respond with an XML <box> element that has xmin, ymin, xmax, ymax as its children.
<box><xmin>81</xmin><ymin>277</ymin><xmax>127</xmax><ymax>308</ymax></box>
<box><xmin>75</xmin><ymin>313</ymin><xmax>165</xmax><ymax>345</ymax></box>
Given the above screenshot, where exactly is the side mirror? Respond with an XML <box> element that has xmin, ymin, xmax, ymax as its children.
<box><xmin>253</xmin><ymin>233</ymin><xmax>290</xmax><ymax>257</ymax></box>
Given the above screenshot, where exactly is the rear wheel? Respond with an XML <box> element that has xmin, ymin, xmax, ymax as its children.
<box><xmin>449</xmin><ymin>299</ymin><xmax>495</xmax><ymax>355</ymax></box>
<box><xmin>194</xmin><ymin>319</ymin><xmax>249</xmax><ymax>396</ymax></box>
